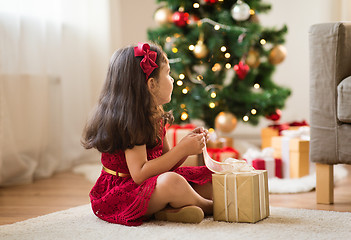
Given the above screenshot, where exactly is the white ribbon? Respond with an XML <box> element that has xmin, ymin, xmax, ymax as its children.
<box><xmin>281</xmin><ymin>126</ymin><xmax>310</xmax><ymax>141</ymax></box>
<box><xmin>203</xmin><ymin>143</ymin><xmax>254</xmax><ymax>174</ymax></box>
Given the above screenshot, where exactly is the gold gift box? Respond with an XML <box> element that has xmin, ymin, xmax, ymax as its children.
<box><xmin>261</xmin><ymin>126</ymin><xmax>300</xmax><ymax>149</ymax></box>
<box><xmin>271</xmin><ymin>136</ymin><xmax>309</xmax><ymax>178</ymax></box>
<box><xmin>207</xmin><ymin>137</ymin><xmax>234</xmax><ymax>149</ymax></box>
<box><xmin>261</xmin><ymin>127</ymin><xmax>280</xmax><ymax>149</ymax></box>
<box><xmin>212</xmin><ymin>170</ymin><xmax>269</xmax><ymax>223</ymax></box>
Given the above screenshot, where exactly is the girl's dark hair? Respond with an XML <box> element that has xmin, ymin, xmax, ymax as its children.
<box><xmin>82</xmin><ymin>43</ymin><xmax>173</xmax><ymax>153</ymax></box>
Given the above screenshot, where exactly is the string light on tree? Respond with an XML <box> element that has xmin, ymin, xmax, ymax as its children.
<box><xmin>251</xmin><ymin>109</ymin><xmax>257</xmax><ymax>115</ymax></box>
<box><xmin>193</xmin><ymin>2</ymin><xmax>200</xmax><ymax>8</ymax></box>
<box><xmin>197</xmin><ymin>75</ymin><xmax>204</xmax><ymax>81</ymax></box>
<box><xmin>225</xmin><ymin>63</ymin><xmax>231</xmax><ymax>69</ymax></box>
<box><xmin>182</xmin><ymin>87</ymin><xmax>189</xmax><ymax>94</ymax></box>
<box><xmin>212</xmin><ymin>63</ymin><xmax>222</xmax><ymax>72</ymax></box>
<box><xmin>221</xmin><ymin>46</ymin><xmax>227</xmax><ymax>52</ymax></box>
<box><xmin>210</xmin><ymin>91</ymin><xmax>217</xmax><ymax>98</ymax></box>
<box><xmin>243</xmin><ymin>115</ymin><xmax>249</xmax><ymax>122</ymax></box>
<box><xmin>179</xmin><ymin>73</ymin><xmax>185</xmax><ymax>79</ymax></box>
<box><xmin>176</xmin><ymin>80</ymin><xmax>183</xmax><ymax>86</ymax></box>
<box><xmin>209</xmin><ymin>102</ymin><xmax>216</xmax><ymax>108</ymax></box>
<box><xmin>181</xmin><ymin>112</ymin><xmax>189</xmax><ymax>121</ymax></box>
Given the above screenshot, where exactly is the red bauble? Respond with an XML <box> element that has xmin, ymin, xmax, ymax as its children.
<box><xmin>172</xmin><ymin>11</ymin><xmax>189</xmax><ymax>27</ymax></box>
<box><xmin>204</xmin><ymin>0</ymin><xmax>218</xmax><ymax>4</ymax></box>
<box><xmin>266</xmin><ymin>109</ymin><xmax>282</xmax><ymax>121</ymax></box>
<box><xmin>234</xmin><ymin>61</ymin><xmax>250</xmax><ymax>79</ymax></box>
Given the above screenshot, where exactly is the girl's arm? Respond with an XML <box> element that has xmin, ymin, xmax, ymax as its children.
<box><xmin>162</xmin><ymin>137</ymin><xmax>188</xmax><ymax>170</ymax></box>
<box><xmin>125</xmin><ymin>132</ymin><xmax>205</xmax><ymax>185</ymax></box>
<box><xmin>162</xmin><ymin>127</ymin><xmax>209</xmax><ymax>170</ymax></box>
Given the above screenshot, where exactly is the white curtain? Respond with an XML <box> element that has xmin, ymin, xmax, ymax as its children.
<box><xmin>0</xmin><ymin>0</ymin><xmax>111</xmax><ymax>186</ymax></box>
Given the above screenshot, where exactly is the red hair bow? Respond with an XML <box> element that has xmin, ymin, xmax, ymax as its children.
<box><xmin>134</xmin><ymin>42</ymin><xmax>158</xmax><ymax>80</ymax></box>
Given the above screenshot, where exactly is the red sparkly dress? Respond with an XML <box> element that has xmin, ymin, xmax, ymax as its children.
<box><xmin>89</xmin><ymin>128</ymin><xmax>212</xmax><ymax>226</ymax></box>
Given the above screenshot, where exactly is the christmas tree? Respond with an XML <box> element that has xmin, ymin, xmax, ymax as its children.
<box><xmin>148</xmin><ymin>0</ymin><xmax>290</xmax><ymax>131</ymax></box>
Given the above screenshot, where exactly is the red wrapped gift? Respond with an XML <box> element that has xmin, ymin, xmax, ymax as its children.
<box><xmin>207</xmin><ymin>147</ymin><xmax>240</xmax><ymax>162</ymax></box>
<box><xmin>252</xmin><ymin>158</ymin><xmax>282</xmax><ymax>179</ymax></box>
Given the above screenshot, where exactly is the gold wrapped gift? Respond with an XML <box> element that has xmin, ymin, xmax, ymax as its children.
<box><xmin>212</xmin><ymin>170</ymin><xmax>269</xmax><ymax>223</ymax></box>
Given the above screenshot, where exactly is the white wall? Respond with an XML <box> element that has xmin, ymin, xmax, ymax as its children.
<box><xmin>109</xmin><ymin>0</ymin><xmax>351</xmax><ymax>147</ymax></box>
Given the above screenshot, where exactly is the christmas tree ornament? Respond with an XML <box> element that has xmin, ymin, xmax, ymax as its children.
<box><xmin>246</xmin><ymin>49</ymin><xmax>260</xmax><ymax>68</ymax></box>
<box><xmin>204</xmin><ymin>0</ymin><xmax>218</xmax><ymax>4</ymax></box>
<box><xmin>215</xmin><ymin>112</ymin><xmax>238</xmax><ymax>133</ymax></box>
<box><xmin>193</xmin><ymin>40</ymin><xmax>208</xmax><ymax>58</ymax></box>
<box><xmin>234</xmin><ymin>61</ymin><xmax>250</xmax><ymax>79</ymax></box>
<box><xmin>193</xmin><ymin>32</ymin><xmax>209</xmax><ymax>59</ymax></box>
<box><xmin>269</xmin><ymin>45</ymin><xmax>287</xmax><ymax>65</ymax></box>
<box><xmin>265</xmin><ymin>109</ymin><xmax>282</xmax><ymax>121</ymax></box>
<box><xmin>172</xmin><ymin>11</ymin><xmax>189</xmax><ymax>27</ymax></box>
<box><xmin>231</xmin><ymin>0</ymin><xmax>251</xmax><ymax>21</ymax></box>
<box><xmin>154</xmin><ymin>7</ymin><xmax>172</xmax><ymax>25</ymax></box>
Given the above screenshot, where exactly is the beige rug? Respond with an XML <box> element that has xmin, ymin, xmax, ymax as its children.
<box><xmin>1</xmin><ymin>204</ymin><xmax>351</xmax><ymax>240</ymax></box>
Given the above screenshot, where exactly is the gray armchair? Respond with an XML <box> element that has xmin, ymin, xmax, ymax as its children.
<box><xmin>309</xmin><ymin>22</ymin><xmax>351</xmax><ymax>204</ymax></box>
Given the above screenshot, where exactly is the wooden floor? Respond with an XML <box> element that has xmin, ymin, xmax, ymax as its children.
<box><xmin>1</xmin><ymin>165</ymin><xmax>350</xmax><ymax>225</ymax></box>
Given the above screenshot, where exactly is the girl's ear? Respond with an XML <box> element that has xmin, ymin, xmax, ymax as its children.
<box><xmin>147</xmin><ymin>77</ymin><xmax>157</xmax><ymax>92</ymax></box>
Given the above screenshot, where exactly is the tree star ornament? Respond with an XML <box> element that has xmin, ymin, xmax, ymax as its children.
<box><xmin>234</xmin><ymin>61</ymin><xmax>250</xmax><ymax>79</ymax></box>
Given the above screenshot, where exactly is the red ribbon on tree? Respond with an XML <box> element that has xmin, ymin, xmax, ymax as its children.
<box><xmin>134</xmin><ymin>42</ymin><xmax>158</xmax><ymax>80</ymax></box>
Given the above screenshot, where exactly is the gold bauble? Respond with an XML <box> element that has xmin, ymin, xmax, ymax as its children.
<box><xmin>193</xmin><ymin>40</ymin><xmax>209</xmax><ymax>59</ymax></box>
<box><xmin>246</xmin><ymin>49</ymin><xmax>260</xmax><ymax>68</ymax></box>
<box><xmin>154</xmin><ymin>7</ymin><xmax>172</xmax><ymax>25</ymax></box>
<box><xmin>268</xmin><ymin>45</ymin><xmax>287</xmax><ymax>65</ymax></box>
<box><xmin>215</xmin><ymin>112</ymin><xmax>238</xmax><ymax>133</ymax></box>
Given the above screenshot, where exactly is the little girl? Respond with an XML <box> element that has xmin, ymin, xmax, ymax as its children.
<box><xmin>82</xmin><ymin>42</ymin><xmax>213</xmax><ymax>226</ymax></box>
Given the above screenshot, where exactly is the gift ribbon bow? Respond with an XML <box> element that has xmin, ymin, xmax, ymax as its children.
<box><xmin>134</xmin><ymin>42</ymin><xmax>158</xmax><ymax>80</ymax></box>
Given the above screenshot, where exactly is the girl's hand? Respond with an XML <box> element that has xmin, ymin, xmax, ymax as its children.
<box><xmin>176</xmin><ymin>132</ymin><xmax>205</xmax><ymax>156</ymax></box>
<box><xmin>192</xmin><ymin>127</ymin><xmax>209</xmax><ymax>142</ymax></box>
